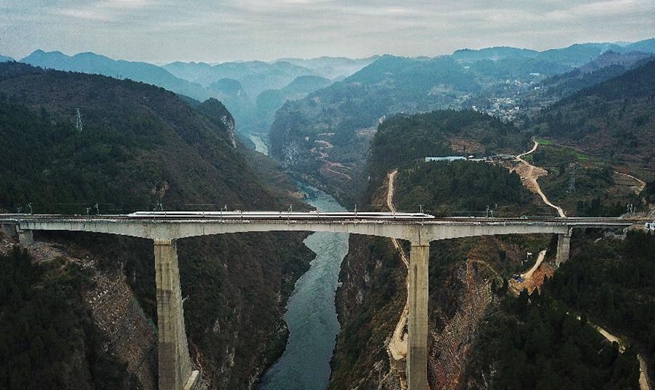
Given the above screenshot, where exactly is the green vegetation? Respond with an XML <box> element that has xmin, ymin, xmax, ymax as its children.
<box><xmin>366</xmin><ymin>109</ymin><xmax>530</xmax><ymax>198</ymax></box>
<box><xmin>535</xmin><ymin>138</ymin><xmax>553</xmax><ymax>145</ymax></box>
<box><xmin>530</xmin><ymin>145</ymin><xmax>642</xmax><ymax>216</ymax></box>
<box><xmin>644</xmin><ymin>180</ymin><xmax>655</xmax><ymax>204</ymax></box>
<box><xmin>0</xmin><ymin>62</ymin><xmax>314</xmax><ymax>388</ymax></box>
<box><xmin>467</xmin><ymin>231</ymin><xmax>655</xmax><ymax>389</ymax></box>
<box><xmin>0</xmin><ymin>62</ymin><xmax>283</xmax><ymax>213</ymax></box>
<box><xmin>0</xmin><ymin>247</ymin><xmax>126</xmax><ymax>390</ymax></box>
<box><xmin>395</xmin><ymin>160</ymin><xmax>530</xmax><ymax>216</ymax></box>
<box><xmin>528</xmin><ymin>59</ymin><xmax>655</xmax><ymax>171</ymax></box>
<box><xmin>467</xmin><ymin>288</ymin><xmax>640</xmax><ymax>389</ymax></box>
<box><xmin>546</xmin><ymin>231</ymin><xmax>655</xmax><ymax>377</ymax></box>
<box><xmin>329</xmin><ymin>236</ymin><xmax>403</xmax><ymax>387</ymax></box>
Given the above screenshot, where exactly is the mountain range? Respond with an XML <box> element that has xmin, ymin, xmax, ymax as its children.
<box><xmin>267</xmin><ymin>38</ymin><xmax>655</xmax><ymax>204</ymax></box>
<box><xmin>0</xmin><ymin>61</ymin><xmax>312</xmax><ymax>389</ymax></box>
<box><xmin>21</xmin><ymin>50</ymin><xmax>212</xmax><ymax>102</ymax></box>
<box><xmin>18</xmin><ymin>50</ymin><xmax>351</xmax><ymax>138</ymax></box>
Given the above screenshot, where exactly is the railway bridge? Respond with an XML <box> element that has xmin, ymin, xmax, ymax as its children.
<box><xmin>0</xmin><ymin>212</ymin><xmax>642</xmax><ymax>390</ymax></box>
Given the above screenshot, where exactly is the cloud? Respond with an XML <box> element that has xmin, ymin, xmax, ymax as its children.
<box><xmin>51</xmin><ymin>0</ymin><xmax>154</xmax><ymax>22</ymax></box>
<box><xmin>0</xmin><ymin>0</ymin><xmax>654</xmax><ymax>62</ymax></box>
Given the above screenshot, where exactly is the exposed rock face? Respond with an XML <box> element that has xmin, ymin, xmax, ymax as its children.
<box><xmin>330</xmin><ymin>235</ymin><xmax>405</xmax><ymax>389</ymax></box>
<box><xmin>1</xmin><ymin>234</ymin><xmax>158</xmax><ymax>389</ymax></box>
<box><xmin>331</xmin><ymin>233</ymin><xmax>522</xmax><ymax>390</ymax></box>
<box><xmin>197</xmin><ymin>97</ymin><xmax>237</xmax><ymax>148</ymax></box>
<box><xmin>427</xmin><ymin>260</ymin><xmax>497</xmax><ymax>389</ymax></box>
<box><xmin>84</xmin><ymin>264</ymin><xmax>158</xmax><ymax>389</ymax></box>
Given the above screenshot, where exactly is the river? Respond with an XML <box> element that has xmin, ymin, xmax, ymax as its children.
<box><xmin>258</xmin><ymin>182</ymin><xmax>349</xmax><ymax>390</ymax></box>
<box><xmin>249</xmin><ymin>133</ymin><xmax>269</xmax><ymax>156</ymax></box>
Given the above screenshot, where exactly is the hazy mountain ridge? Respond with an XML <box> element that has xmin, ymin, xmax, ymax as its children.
<box><xmin>163</xmin><ymin>60</ymin><xmax>339</xmax><ymax>137</ymax></box>
<box><xmin>266</xmin><ymin>38</ymin><xmax>655</xmax><ymax>203</ymax></box>
<box><xmin>0</xmin><ymin>54</ymin><xmax>13</xmax><ymax>62</ymax></box>
<box><xmin>21</xmin><ymin>50</ymin><xmax>212</xmax><ymax>102</ymax></box>
<box><xmin>527</xmin><ymin>52</ymin><xmax>654</xmax><ymax>104</ymax></box>
<box><xmin>452</xmin><ymin>46</ymin><xmax>540</xmax><ymax>62</ymax></box>
<box><xmin>275</xmin><ymin>56</ymin><xmax>379</xmax><ymax>80</ymax></box>
<box><xmin>281</xmin><ymin>75</ymin><xmax>332</xmax><ymax>95</ymax></box>
<box><xmin>163</xmin><ymin>60</ymin><xmax>319</xmax><ymax>98</ymax></box>
<box><xmin>269</xmin><ymin>54</ymin><xmax>486</xmax><ymax>203</ymax></box>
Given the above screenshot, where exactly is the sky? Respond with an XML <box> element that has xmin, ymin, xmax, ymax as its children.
<box><xmin>1</xmin><ymin>0</ymin><xmax>654</xmax><ymax>63</ymax></box>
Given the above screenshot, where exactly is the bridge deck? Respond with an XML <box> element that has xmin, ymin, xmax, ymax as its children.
<box><xmin>1</xmin><ymin>212</ymin><xmax>643</xmax><ymax>243</ymax></box>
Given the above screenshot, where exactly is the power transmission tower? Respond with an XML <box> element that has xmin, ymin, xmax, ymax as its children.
<box><xmin>568</xmin><ymin>163</ymin><xmax>577</xmax><ymax>193</ymax></box>
<box><xmin>75</xmin><ymin>108</ymin><xmax>83</xmax><ymax>132</ymax></box>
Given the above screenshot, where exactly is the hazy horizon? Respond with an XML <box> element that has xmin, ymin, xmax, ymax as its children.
<box><xmin>1</xmin><ymin>0</ymin><xmax>654</xmax><ymax>63</ymax></box>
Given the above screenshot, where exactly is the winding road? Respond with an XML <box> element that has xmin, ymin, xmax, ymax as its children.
<box><xmin>515</xmin><ymin>140</ymin><xmax>650</xmax><ymax>390</ymax></box>
<box><xmin>385</xmin><ymin>169</ymin><xmax>410</xmax><ymax>390</ymax></box>
<box><xmin>616</xmin><ymin>171</ymin><xmax>647</xmax><ymax>196</ymax></box>
<box><xmin>383</xmin><ymin>147</ymin><xmax>651</xmax><ymax>389</ymax></box>
<box><xmin>513</xmin><ymin>140</ymin><xmax>566</xmax><ymax>217</ymax></box>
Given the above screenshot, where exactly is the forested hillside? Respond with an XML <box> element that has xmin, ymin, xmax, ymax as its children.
<box><xmin>528</xmin><ymin>59</ymin><xmax>655</xmax><ymax>172</ymax></box>
<box><xmin>367</xmin><ymin>110</ymin><xmax>529</xmax><ymax>190</ymax></box>
<box><xmin>547</xmin><ymin>231</ymin><xmax>655</xmax><ymax>378</ymax></box>
<box><xmin>330</xmin><ymin>110</ymin><xmax>547</xmax><ymax>388</ymax></box>
<box><xmin>329</xmin><ymin>106</ymin><xmax>647</xmax><ymax>389</ymax></box>
<box><xmin>269</xmin><ymin>57</ymin><xmax>482</xmax><ymax>203</ymax></box>
<box><xmin>466</xmin><ymin>286</ymin><xmax>640</xmax><ymax>389</ymax></box>
<box><xmin>0</xmin><ymin>62</ymin><xmax>277</xmax><ymax>213</ymax></box>
<box><xmin>0</xmin><ymin>247</ymin><xmax>125</xmax><ymax>389</ymax></box>
<box><xmin>21</xmin><ymin>50</ymin><xmax>211</xmax><ymax>102</ymax></box>
<box><xmin>0</xmin><ymin>62</ymin><xmax>313</xmax><ymax>389</ymax></box>
<box><xmin>465</xmin><ymin>230</ymin><xmax>654</xmax><ymax>389</ymax></box>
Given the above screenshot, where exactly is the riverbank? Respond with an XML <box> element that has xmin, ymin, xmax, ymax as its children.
<box><xmin>259</xmin><ymin>183</ymin><xmax>349</xmax><ymax>390</ymax></box>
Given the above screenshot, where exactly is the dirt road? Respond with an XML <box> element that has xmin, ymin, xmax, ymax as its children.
<box><xmin>385</xmin><ymin>169</ymin><xmax>410</xmax><ymax>389</ymax></box>
<box><xmin>521</xmin><ymin>249</ymin><xmax>547</xmax><ymax>281</ymax></box>
<box><xmin>576</xmin><ymin>318</ymin><xmax>651</xmax><ymax>389</ymax></box>
<box><xmin>515</xmin><ymin>141</ymin><xmax>650</xmax><ymax>389</ymax></box>
<box><xmin>387</xmin><ymin>170</ymin><xmax>409</xmax><ymax>267</ymax></box>
<box><xmin>639</xmin><ymin>355</ymin><xmax>651</xmax><ymax>390</ymax></box>
<box><xmin>616</xmin><ymin>171</ymin><xmax>647</xmax><ymax>196</ymax></box>
<box><xmin>596</xmin><ymin>327</ymin><xmax>650</xmax><ymax>390</ymax></box>
<box><xmin>513</xmin><ymin>140</ymin><xmax>567</xmax><ymax>217</ymax></box>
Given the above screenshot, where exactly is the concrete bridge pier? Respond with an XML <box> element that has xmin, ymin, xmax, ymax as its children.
<box><xmin>17</xmin><ymin>228</ymin><xmax>33</xmax><ymax>246</ymax></box>
<box><xmin>407</xmin><ymin>241</ymin><xmax>429</xmax><ymax>390</ymax></box>
<box><xmin>556</xmin><ymin>228</ymin><xmax>573</xmax><ymax>266</ymax></box>
<box><xmin>154</xmin><ymin>239</ymin><xmax>198</xmax><ymax>390</ymax></box>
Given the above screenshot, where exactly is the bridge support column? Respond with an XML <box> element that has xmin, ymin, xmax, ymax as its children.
<box><xmin>154</xmin><ymin>239</ymin><xmax>197</xmax><ymax>390</ymax></box>
<box><xmin>407</xmin><ymin>241</ymin><xmax>429</xmax><ymax>390</ymax></box>
<box><xmin>556</xmin><ymin>228</ymin><xmax>573</xmax><ymax>266</ymax></box>
<box><xmin>17</xmin><ymin>229</ymin><xmax>33</xmax><ymax>246</ymax></box>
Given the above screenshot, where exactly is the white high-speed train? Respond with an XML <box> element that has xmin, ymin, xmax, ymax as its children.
<box><xmin>127</xmin><ymin>211</ymin><xmax>435</xmax><ymax>220</ymax></box>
